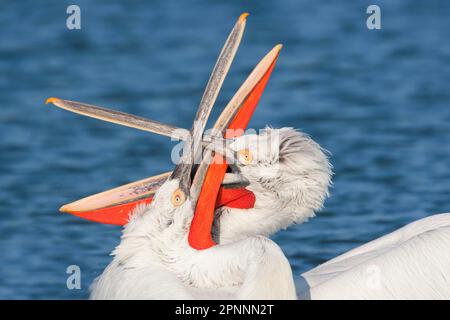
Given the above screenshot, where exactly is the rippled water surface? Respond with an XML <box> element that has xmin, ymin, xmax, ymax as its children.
<box><xmin>1</xmin><ymin>1</ymin><xmax>450</xmax><ymax>299</ymax></box>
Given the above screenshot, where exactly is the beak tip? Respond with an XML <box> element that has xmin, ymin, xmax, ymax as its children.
<box><xmin>45</xmin><ymin>97</ymin><xmax>60</xmax><ymax>105</ymax></box>
<box><xmin>239</xmin><ymin>12</ymin><xmax>250</xmax><ymax>22</ymax></box>
<box><xmin>59</xmin><ymin>205</ymin><xmax>70</xmax><ymax>213</ymax></box>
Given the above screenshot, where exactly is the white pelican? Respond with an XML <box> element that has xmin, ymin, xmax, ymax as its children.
<box><xmin>84</xmin><ymin>119</ymin><xmax>450</xmax><ymax>299</ymax></box>
<box><xmin>107</xmin><ymin>122</ymin><xmax>450</xmax><ymax>299</ymax></box>
<box><xmin>85</xmin><ymin>122</ymin><xmax>450</xmax><ymax>299</ymax></box>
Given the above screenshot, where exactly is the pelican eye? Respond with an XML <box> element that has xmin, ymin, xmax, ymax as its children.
<box><xmin>171</xmin><ymin>189</ymin><xmax>186</xmax><ymax>207</ymax></box>
<box><xmin>238</xmin><ymin>149</ymin><xmax>253</xmax><ymax>165</ymax></box>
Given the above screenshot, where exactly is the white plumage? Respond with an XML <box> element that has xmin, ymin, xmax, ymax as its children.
<box><xmin>208</xmin><ymin>128</ymin><xmax>450</xmax><ymax>299</ymax></box>
<box><xmin>299</xmin><ymin>213</ymin><xmax>450</xmax><ymax>299</ymax></box>
<box><xmin>213</xmin><ymin>127</ymin><xmax>332</xmax><ymax>244</ymax></box>
<box><xmin>91</xmin><ymin>127</ymin><xmax>331</xmax><ymax>299</ymax></box>
<box><xmin>91</xmin><ymin>179</ymin><xmax>297</xmax><ymax>300</ymax></box>
<box><xmin>48</xmin><ymin>11</ymin><xmax>450</xmax><ymax>298</ymax></box>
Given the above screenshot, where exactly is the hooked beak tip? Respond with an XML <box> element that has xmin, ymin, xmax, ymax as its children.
<box><xmin>239</xmin><ymin>12</ymin><xmax>250</xmax><ymax>22</ymax></box>
<box><xmin>45</xmin><ymin>97</ymin><xmax>61</xmax><ymax>105</ymax></box>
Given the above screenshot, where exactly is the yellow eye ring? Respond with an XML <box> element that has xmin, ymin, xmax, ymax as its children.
<box><xmin>238</xmin><ymin>149</ymin><xmax>253</xmax><ymax>165</ymax></box>
<box><xmin>171</xmin><ymin>189</ymin><xmax>186</xmax><ymax>207</ymax></box>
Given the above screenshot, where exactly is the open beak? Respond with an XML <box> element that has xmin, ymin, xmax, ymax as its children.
<box><xmin>59</xmin><ymin>170</ymin><xmax>252</xmax><ymax>226</ymax></box>
<box><xmin>55</xmin><ymin>12</ymin><xmax>249</xmax><ymax>222</ymax></box>
<box><xmin>189</xmin><ymin>44</ymin><xmax>282</xmax><ymax>249</ymax></box>
<box><xmin>56</xmin><ymin>43</ymin><xmax>280</xmax><ymax>227</ymax></box>
<box><xmin>168</xmin><ymin>13</ymin><xmax>252</xmax><ymax>211</ymax></box>
<box><xmin>48</xmin><ymin>14</ymin><xmax>282</xmax><ymax>247</ymax></box>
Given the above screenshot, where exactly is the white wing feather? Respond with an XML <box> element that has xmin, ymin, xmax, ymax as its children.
<box><xmin>299</xmin><ymin>213</ymin><xmax>450</xmax><ymax>299</ymax></box>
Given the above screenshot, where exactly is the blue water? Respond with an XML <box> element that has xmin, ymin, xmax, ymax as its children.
<box><xmin>1</xmin><ymin>1</ymin><xmax>450</xmax><ymax>299</ymax></box>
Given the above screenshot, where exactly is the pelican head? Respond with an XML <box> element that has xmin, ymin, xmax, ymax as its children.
<box><xmin>212</xmin><ymin>127</ymin><xmax>333</xmax><ymax>243</ymax></box>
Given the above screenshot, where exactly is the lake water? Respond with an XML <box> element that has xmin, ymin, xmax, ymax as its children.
<box><xmin>1</xmin><ymin>0</ymin><xmax>449</xmax><ymax>299</ymax></box>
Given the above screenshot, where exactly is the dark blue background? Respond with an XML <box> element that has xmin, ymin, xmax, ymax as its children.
<box><xmin>1</xmin><ymin>1</ymin><xmax>449</xmax><ymax>298</ymax></box>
